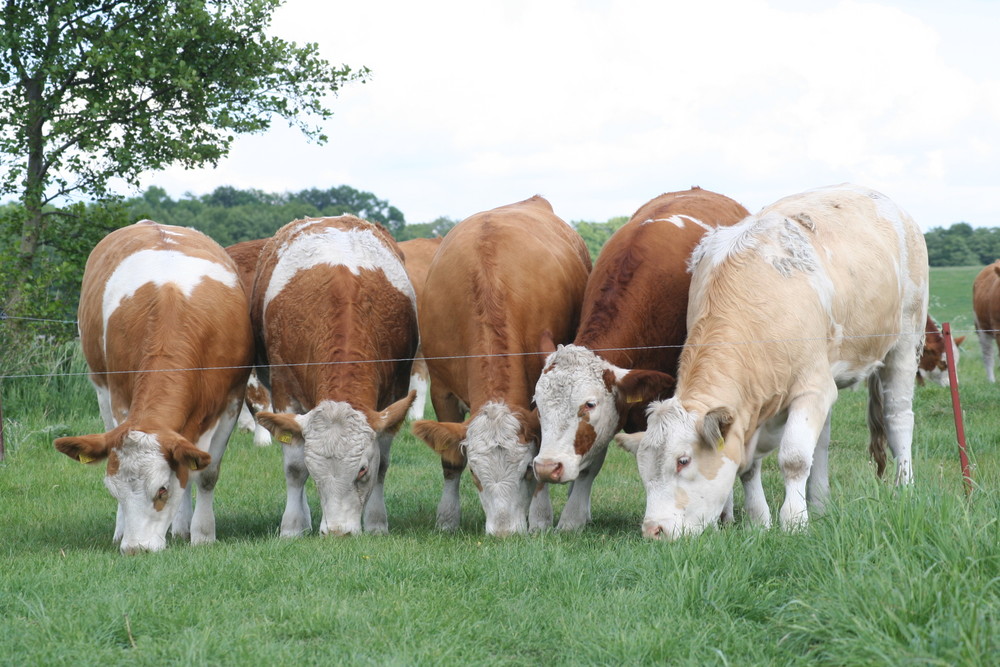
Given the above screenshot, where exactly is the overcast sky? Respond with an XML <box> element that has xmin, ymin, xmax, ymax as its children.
<box><xmin>137</xmin><ymin>0</ymin><xmax>1000</xmax><ymax>231</ymax></box>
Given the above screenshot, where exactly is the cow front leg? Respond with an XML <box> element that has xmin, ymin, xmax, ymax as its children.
<box><xmin>281</xmin><ymin>443</ymin><xmax>312</xmax><ymax>537</ymax></box>
<box><xmin>778</xmin><ymin>395</ymin><xmax>831</xmax><ymax>531</ymax></box>
<box><xmin>556</xmin><ymin>445</ymin><xmax>608</xmax><ymax>531</ymax></box>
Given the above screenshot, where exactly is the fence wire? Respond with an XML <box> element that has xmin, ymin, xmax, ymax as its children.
<box><xmin>0</xmin><ymin>327</ymin><xmax>984</xmax><ymax>382</ymax></box>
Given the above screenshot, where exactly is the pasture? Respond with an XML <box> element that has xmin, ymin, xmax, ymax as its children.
<box><xmin>1</xmin><ymin>266</ymin><xmax>997</xmax><ymax>665</ymax></box>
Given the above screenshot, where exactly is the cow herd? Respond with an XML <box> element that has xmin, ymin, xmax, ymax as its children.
<box><xmin>56</xmin><ymin>183</ymin><xmax>948</xmax><ymax>553</ymax></box>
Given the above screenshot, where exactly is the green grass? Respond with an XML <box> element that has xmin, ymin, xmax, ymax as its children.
<box><xmin>1</xmin><ymin>267</ymin><xmax>998</xmax><ymax>665</ymax></box>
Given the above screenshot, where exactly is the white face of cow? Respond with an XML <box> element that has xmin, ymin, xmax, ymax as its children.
<box><xmin>103</xmin><ymin>431</ymin><xmax>184</xmax><ymax>554</ymax></box>
<box><xmin>298</xmin><ymin>401</ymin><xmax>381</xmax><ymax>536</ymax></box>
<box><xmin>463</xmin><ymin>403</ymin><xmax>538</xmax><ymax>536</ymax></box>
<box><xmin>622</xmin><ymin>399</ymin><xmax>739</xmax><ymax>540</ymax></box>
<box><xmin>533</xmin><ymin>345</ymin><xmax>624</xmax><ymax>483</ymax></box>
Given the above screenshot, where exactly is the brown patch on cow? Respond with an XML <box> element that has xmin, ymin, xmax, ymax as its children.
<box><xmin>106</xmin><ymin>449</ymin><xmax>120</xmax><ymax>477</ymax></box>
<box><xmin>602</xmin><ymin>368</ymin><xmax>616</xmax><ymax>394</ymax></box>
<box><xmin>576</xmin><ymin>403</ymin><xmax>591</xmax><ymax>421</ymax></box>
<box><xmin>574</xmin><ymin>421</ymin><xmax>597</xmax><ymax>456</ymax></box>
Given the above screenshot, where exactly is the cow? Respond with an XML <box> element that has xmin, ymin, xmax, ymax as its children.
<box><xmin>617</xmin><ymin>184</ymin><xmax>928</xmax><ymax>540</ymax></box>
<box><xmin>917</xmin><ymin>315</ymin><xmax>964</xmax><ymax>387</ymax></box>
<box><xmin>225</xmin><ymin>237</ymin><xmax>274</xmax><ymax>445</ymax></box>
<box><xmin>973</xmin><ymin>261</ymin><xmax>1000</xmax><ymax>382</ymax></box>
<box><xmin>53</xmin><ymin>221</ymin><xmax>254</xmax><ymax>553</ymax></box>
<box><xmin>397</xmin><ymin>236</ymin><xmax>444</xmax><ymax>421</ymax></box>
<box><xmin>250</xmin><ymin>215</ymin><xmax>418</xmax><ymax>537</ymax></box>
<box><xmin>412</xmin><ymin>196</ymin><xmax>591</xmax><ymax>536</ymax></box>
<box><xmin>533</xmin><ymin>187</ymin><xmax>749</xmax><ymax>530</ymax></box>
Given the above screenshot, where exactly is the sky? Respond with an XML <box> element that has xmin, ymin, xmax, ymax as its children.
<box><xmin>135</xmin><ymin>0</ymin><xmax>1000</xmax><ymax>231</ymax></box>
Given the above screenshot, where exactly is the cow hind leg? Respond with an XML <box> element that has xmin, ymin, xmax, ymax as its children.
<box><xmin>980</xmin><ymin>330</ymin><xmax>998</xmax><ymax>383</ymax></box>
<box><xmin>871</xmin><ymin>346</ymin><xmax>918</xmax><ymax>486</ymax></box>
<box><xmin>806</xmin><ymin>412</ymin><xmax>832</xmax><ymax>514</ymax></box>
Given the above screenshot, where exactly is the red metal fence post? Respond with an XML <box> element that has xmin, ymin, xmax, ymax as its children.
<box><xmin>942</xmin><ymin>322</ymin><xmax>972</xmax><ymax>496</ymax></box>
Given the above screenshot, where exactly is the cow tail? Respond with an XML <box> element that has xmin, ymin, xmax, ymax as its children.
<box><xmin>866</xmin><ymin>372</ymin><xmax>888</xmax><ymax>478</ymax></box>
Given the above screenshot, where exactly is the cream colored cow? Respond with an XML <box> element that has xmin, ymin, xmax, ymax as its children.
<box><xmin>618</xmin><ymin>185</ymin><xmax>928</xmax><ymax>539</ymax></box>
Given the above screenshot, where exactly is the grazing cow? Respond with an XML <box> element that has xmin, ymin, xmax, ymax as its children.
<box><xmin>412</xmin><ymin>196</ymin><xmax>591</xmax><ymax>536</ymax></box>
<box><xmin>917</xmin><ymin>315</ymin><xmax>964</xmax><ymax>387</ymax></box>
<box><xmin>533</xmin><ymin>187</ymin><xmax>749</xmax><ymax>530</ymax></box>
<box><xmin>398</xmin><ymin>237</ymin><xmax>444</xmax><ymax>421</ymax></box>
<box><xmin>54</xmin><ymin>221</ymin><xmax>254</xmax><ymax>553</ymax></box>
<box><xmin>618</xmin><ymin>184</ymin><xmax>928</xmax><ymax>539</ymax></box>
<box><xmin>251</xmin><ymin>216</ymin><xmax>417</xmax><ymax>537</ymax></box>
<box><xmin>225</xmin><ymin>238</ymin><xmax>274</xmax><ymax>445</ymax></box>
<box><xmin>973</xmin><ymin>261</ymin><xmax>1000</xmax><ymax>382</ymax></box>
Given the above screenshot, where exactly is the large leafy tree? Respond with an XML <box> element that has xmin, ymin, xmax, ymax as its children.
<box><xmin>0</xmin><ymin>0</ymin><xmax>367</xmax><ymax>309</ymax></box>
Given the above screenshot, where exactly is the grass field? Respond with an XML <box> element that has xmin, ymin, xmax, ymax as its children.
<box><xmin>1</xmin><ymin>267</ymin><xmax>997</xmax><ymax>665</ymax></box>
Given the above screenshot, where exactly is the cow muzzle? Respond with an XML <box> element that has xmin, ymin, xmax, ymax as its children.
<box><xmin>533</xmin><ymin>459</ymin><xmax>564</xmax><ymax>483</ymax></box>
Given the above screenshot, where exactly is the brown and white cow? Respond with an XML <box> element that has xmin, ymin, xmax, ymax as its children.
<box><xmin>54</xmin><ymin>221</ymin><xmax>254</xmax><ymax>553</ymax></box>
<box><xmin>251</xmin><ymin>216</ymin><xmax>417</xmax><ymax>537</ymax></box>
<box><xmin>533</xmin><ymin>187</ymin><xmax>749</xmax><ymax>530</ymax></box>
<box><xmin>917</xmin><ymin>315</ymin><xmax>964</xmax><ymax>387</ymax></box>
<box><xmin>973</xmin><ymin>261</ymin><xmax>1000</xmax><ymax>382</ymax></box>
<box><xmin>412</xmin><ymin>196</ymin><xmax>591</xmax><ymax>536</ymax></box>
<box><xmin>618</xmin><ymin>184</ymin><xmax>928</xmax><ymax>539</ymax></box>
<box><xmin>398</xmin><ymin>236</ymin><xmax>444</xmax><ymax>421</ymax></box>
<box><xmin>225</xmin><ymin>237</ymin><xmax>274</xmax><ymax>445</ymax></box>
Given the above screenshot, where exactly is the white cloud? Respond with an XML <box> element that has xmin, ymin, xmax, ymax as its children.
<box><xmin>135</xmin><ymin>0</ymin><xmax>1000</xmax><ymax>230</ymax></box>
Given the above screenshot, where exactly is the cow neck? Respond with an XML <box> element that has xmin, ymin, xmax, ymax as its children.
<box><xmin>466</xmin><ymin>344</ymin><xmax>537</xmax><ymax>414</ymax></box>
<box><xmin>123</xmin><ymin>367</ymin><xmax>218</xmax><ymax>439</ymax></box>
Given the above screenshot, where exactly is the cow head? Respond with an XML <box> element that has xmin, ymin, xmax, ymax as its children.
<box><xmin>54</xmin><ymin>427</ymin><xmax>210</xmax><ymax>554</ymax></box>
<box><xmin>257</xmin><ymin>392</ymin><xmax>414</xmax><ymax>536</ymax></box>
<box><xmin>616</xmin><ymin>398</ymin><xmax>740</xmax><ymax>540</ymax></box>
<box><xmin>413</xmin><ymin>401</ymin><xmax>539</xmax><ymax>536</ymax></box>
<box><xmin>917</xmin><ymin>326</ymin><xmax>965</xmax><ymax>387</ymax></box>
<box><xmin>533</xmin><ymin>343</ymin><xmax>675</xmax><ymax>484</ymax></box>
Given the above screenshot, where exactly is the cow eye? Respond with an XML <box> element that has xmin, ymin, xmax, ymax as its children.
<box><xmin>156</xmin><ymin>486</ymin><xmax>168</xmax><ymax>499</ymax></box>
<box><xmin>676</xmin><ymin>456</ymin><xmax>691</xmax><ymax>473</ymax></box>
<box><xmin>357</xmin><ymin>466</ymin><xmax>369</xmax><ymax>481</ymax></box>
<box><xmin>585</xmin><ymin>401</ymin><xmax>597</xmax><ymax>410</ymax></box>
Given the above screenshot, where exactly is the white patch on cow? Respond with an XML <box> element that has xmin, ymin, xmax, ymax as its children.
<box><xmin>104</xmin><ymin>431</ymin><xmax>179</xmax><ymax>554</ymax></box>
<box><xmin>101</xmin><ymin>249</ymin><xmax>238</xmax><ymax>346</ymax></box>
<box><xmin>463</xmin><ymin>402</ymin><xmax>536</xmax><ymax>536</ymax></box>
<box><xmin>642</xmin><ymin>214</ymin><xmax>712</xmax><ymax>232</ymax></box>
<box><xmin>407</xmin><ymin>371</ymin><xmax>428</xmax><ymax>421</ymax></box>
<box><xmin>263</xmin><ymin>225</ymin><xmax>416</xmax><ymax>316</ymax></box>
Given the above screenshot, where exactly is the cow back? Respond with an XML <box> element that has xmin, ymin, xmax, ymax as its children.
<box><xmin>251</xmin><ymin>216</ymin><xmax>418</xmax><ymax>413</ymax></box>
<box><xmin>577</xmin><ymin>187</ymin><xmax>749</xmax><ymax>374</ymax></box>
<box><xmin>419</xmin><ymin>196</ymin><xmax>591</xmax><ymax>408</ymax></box>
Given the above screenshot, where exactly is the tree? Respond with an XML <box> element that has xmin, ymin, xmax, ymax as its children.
<box><xmin>574</xmin><ymin>216</ymin><xmax>629</xmax><ymax>261</ymax></box>
<box><xmin>0</xmin><ymin>0</ymin><xmax>367</xmax><ymax>312</ymax></box>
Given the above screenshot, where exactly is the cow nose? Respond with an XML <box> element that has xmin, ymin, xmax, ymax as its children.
<box><xmin>533</xmin><ymin>459</ymin><xmax>563</xmax><ymax>483</ymax></box>
<box><xmin>642</xmin><ymin>520</ymin><xmax>667</xmax><ymax>540</ymax></box>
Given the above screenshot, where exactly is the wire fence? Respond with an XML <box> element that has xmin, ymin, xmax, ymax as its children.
<box><xmin>0</xmin><ymin>316</ymin><xmax>986</xmax><ymax>382</ymax></box>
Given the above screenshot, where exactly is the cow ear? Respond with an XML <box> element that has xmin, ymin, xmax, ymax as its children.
<box><xmin>954</xmin><ymin>335</ymin><xmax>966</xmax><ymax>347</ymax></box>
<box><xmin>698</xmin><ymin>407</ymin><xmax>734</xmax><ymax>451</ymax></box>
<box><xmin>412</xmin><ymin>420</ymin><xmax>467</xmax><ymax>457</ymax></box>
<box><xmin>170</xmin><ymin>438</ymin><xmax>211</xmax><ymax>472</ymax></box>
<box><xmin>54</xmin><ymin>432</ymin><xmax>114</xmax><ymax>464</ymax></box>
<box><xmin>519</xmin><ymin>408</ymin><xmax>540</xmax><ymax>447</ymax></box>
<box><xmin>615</xmin><ymin>432</ymin><xmax>644</xmax><ymax>456</ymax></box>
<box><xmin>616</xmin><ymin>369</ymin><xmax>676</xmax><ymax>405</ymax></box>
<box><xmin>368</xmin><ymin>390</ymin><xmax>417</xmax><ymax>433</ymax></box>
<box><xmin>256</xmin><ymin>411</ymin><xmax>303</xmax><ymax>445</ymax></box>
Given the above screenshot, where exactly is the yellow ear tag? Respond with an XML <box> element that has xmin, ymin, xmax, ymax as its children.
<box><xmin>627</xmin><ymin>393</ymin><xmax>643</xmax><ymax>404</ymax></box>
<box><xmin>278</xmin><ymin>432</ymin><xmax>292</xmax><ymax>444</ymax></box>
<box><xmin>189</xmin><ymin>459</ymin><xmax>200</xmax><ymax>471</ymax></box>
<box><xmin>78</xmin><ymin>453</ymin><xmax>94</xmax><ymax>464</ymax></box>
<box><xmin>716</xmin><ymin>436</ymin><xmax>725</xmax><ymax>450</ymax></box>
